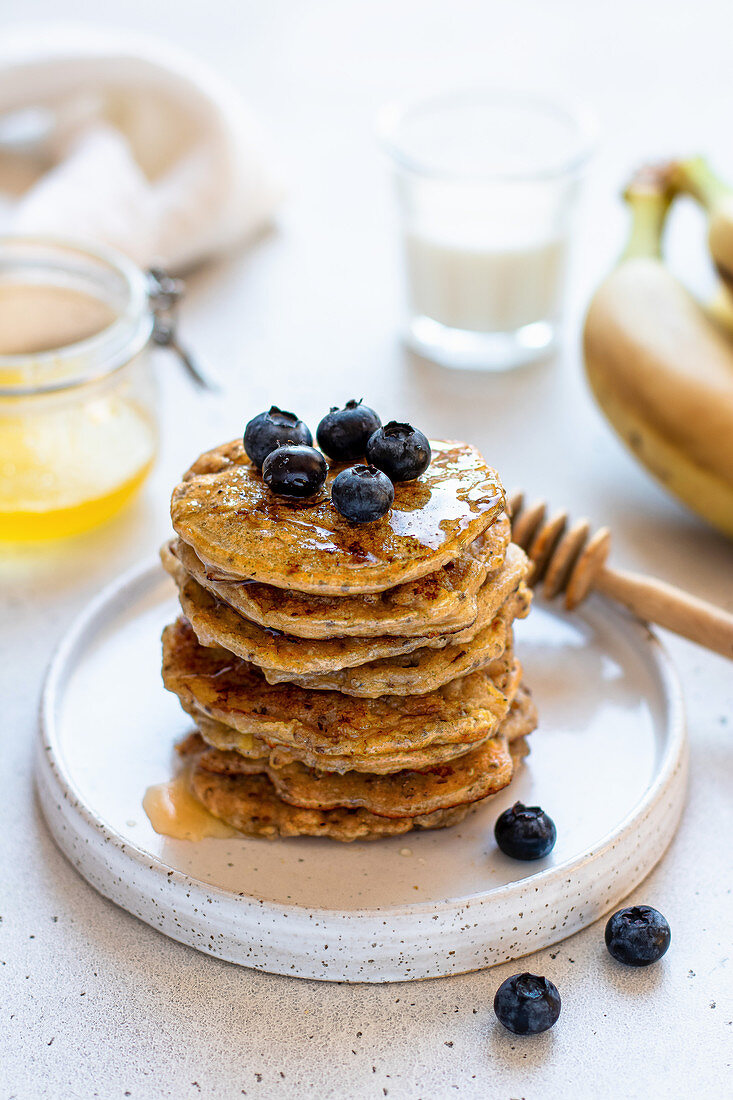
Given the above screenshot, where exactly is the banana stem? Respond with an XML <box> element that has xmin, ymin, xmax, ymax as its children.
<box><xmin>672</xmin><ymin>156</ymin><xmax>733</xmax><ymax>210</ymax></box>
<box><xmin>620</xmin><ymin>166</ymin><xmax>676</xmax><ymax>262</ymax></box>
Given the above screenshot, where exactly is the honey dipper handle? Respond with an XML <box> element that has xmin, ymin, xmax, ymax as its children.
<box><xmin>595</xmin><ymin>565</ymin><xmax>733</xmax><ymax>659</ymax></box>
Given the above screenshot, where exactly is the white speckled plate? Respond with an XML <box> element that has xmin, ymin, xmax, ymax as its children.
<box><xmin>37</xmin><ymin>560</ymin><xmax>687</xmax><ymax>982</ymax></box>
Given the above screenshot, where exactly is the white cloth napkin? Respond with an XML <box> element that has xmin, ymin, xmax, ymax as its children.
<box><xmin>0</xmin><ymin>27</ymin><xmax>284</xmax><ymax>271</ymax></box>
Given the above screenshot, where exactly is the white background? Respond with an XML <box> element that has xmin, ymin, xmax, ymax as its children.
<box><xmin>2</xmin><ymin>2</ymin><xmax>732</xmax><ymax>1098</ymax></box>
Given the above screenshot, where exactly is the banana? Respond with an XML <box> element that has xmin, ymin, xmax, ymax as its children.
<box><xmin>583</xmin><ymin>166</ymin><xmax>733</xmax><ymax>538</ymax></box>
<box><xmin>671</xmin><ymin>157</ymin><xmax>733</xmax><ymax>338</ymax></box>
<box><xmin>705</xmin><ymin>284</ymin><xmax>733</xmax><ymax>338</ymax></box>
<box><xmin>672</xmin><ymin>156</ymin><xmax>733</xmax><ymax>287</ymax></box>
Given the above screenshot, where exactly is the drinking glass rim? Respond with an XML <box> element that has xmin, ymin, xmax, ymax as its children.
<box><xmin>0</xmin><ymin>235</ymin><xmax>153</xmax><ymax>398</ymax></box>
<box><xmin>377</xmin><ymin>88</ymin><xmax>598</xmax><ymax>184</ymax></box>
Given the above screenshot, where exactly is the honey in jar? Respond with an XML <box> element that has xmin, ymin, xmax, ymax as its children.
<box><xmin>0</xmin><ymin>238</ymin><xmax>159</xmax><ymax>541</ymax></box>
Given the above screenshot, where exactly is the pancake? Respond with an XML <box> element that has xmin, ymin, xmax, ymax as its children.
<box><xmin>186</xmin><ymin>710</ymin><xmax>492</xmax><ymax>774</ymax></box>
<box><xmin>187</xmin><ymin>711</ymin><xmax>490</xmax><ymax>773</ymax></box>
<box><xmin>184</xmin><ymin>730</ymin><xmax>533</xmax><ymax>841</ymax></box>
<box><xmin>170</xmin><ymin>511</ymin><xmax>511</xmax><ymax>639</ymax></box>
<box><xmin>190</xmin><ymin>735</ymin><xmax>513</xmax><ymax>818</ymax></box>
<box><xmin>170</xmin><ymin>439</ymin><xmax>505</xmax><ymax>595</ymax></box>
<box><xmin>267</xmin><ymin>585</ymin><xmax>530</xmax><ymax>697</ymax></box>
<box><xmin>187</xmin><ymin>769</ymin><xmax>479</xmax><ymax>840</ymax></box>
<box><xmin>162</xmin><ymin>540</ymin><xmax>529</xmax><ymax>676</ymax></box>
<box><xmin>162</xmin><ymin>617</ymin><xmax>514</xmax><ymax>759</ymax></box>
<box><xmin>180</xmin><ymin>681</ymin><xmax>537</xmax><ymax>777</ymax></box>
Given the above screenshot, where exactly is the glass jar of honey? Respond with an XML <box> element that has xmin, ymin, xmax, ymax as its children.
<box><xmin>0</xmin><ymin>237</ymin><xmax>159</xmax><ymax>541</ymax></box>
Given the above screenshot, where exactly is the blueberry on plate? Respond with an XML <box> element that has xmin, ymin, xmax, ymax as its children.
<box><xmin>262</xmin><ymin>444</ymin><xmax>327</xmax><ymax>498</ymax></box>
<box><xmin>331</xmin><ymin>464</ymin><xmax>394</xmax><ymax>523</ymax></box>
<box><xmin>494</xmin><ymin>973</ymin><xmax>561</xmax><ymax>1036</ymax></box>
<box><xmin>244</xmin><ymin>406</ymin><xmax>313</xmax><ymax>468</ymax></box>
<box><xmin>366</xmin><ymin>421</ymin><xmax>431</xmax><ymax>482</ymax></box>
<box><xmin>317</xmin><ymin>400</ymin><xmax>382</xmax><ymax>462</ymax></box>
<box><xmin>605</xmin><ymin>905</ymin><xmax>671</xmax><ymax>967</ymax></box>
<box><xmin>494</xmin><ymin>801</ymin><xmax>556</xmax><ymax>861</ymax></box>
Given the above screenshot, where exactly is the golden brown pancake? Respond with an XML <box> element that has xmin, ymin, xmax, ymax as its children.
<box><xmin>170</xmin><ymin>439</ymin><xmax>505</xmax><ymax>595</ymax></box>
<box><xmin>187</xmin><ymin>769</ymin><xmax>479</xmax><ymax>840</ymax></box>
<box><xmin>185</xmin><ymin>709</ymin><xmax>491</xmax><ymax>774</ymax></box>
<box><xmin>268</xmin><ymin>585</ymin><xmax>530</xmax><ymax>697</ymax></box>
<box><xmin>184</xmin><ymin>729</ymin><xmax>533</xmax><ymax>842</ymax></box>
<box><xmin>180</xmin><ymin>682</ymin><xmax>537</xmax><ymax>782</ymax></box>
<box><xmin>169</xmin><ymin>511</ymin><xmax>511</xmax><ymax>639</ymax></box>
<box><xmin>190</xmin><ymin>735</ymin><xmax>513</xmax><ymax>817</ymax></box>
<box><xmin>162</xmin><ymin>618</ymin><xmax>514</xmax><ymax>759</ymax></box>
<box><xmin>162</xmin><ymin>539</ymin><xmax>529</xmax><ymax>676</ymax></box>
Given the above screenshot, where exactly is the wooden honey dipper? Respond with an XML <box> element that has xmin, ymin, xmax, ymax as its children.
<box><xmin>507</xmin><ymin>491</ymin><xmax>733</xmax><ymax>660</ymax></box>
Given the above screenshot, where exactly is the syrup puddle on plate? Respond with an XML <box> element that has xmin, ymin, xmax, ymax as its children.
<box><xmin>143</xmin><ymin>765</ymin><xmax>237</xmax><ymax>841</ymax></box>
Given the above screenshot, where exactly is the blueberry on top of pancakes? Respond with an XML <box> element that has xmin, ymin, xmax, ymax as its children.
<box><xmin>244</xmin><ymin>406</ymin><xmax>313</xmax><ymax>468</ymax></box>
<box><xmin>367</xmin><ymin>422</ymin><xmax>431</xmax><ymax>482</ymax></box>
<box><xmin>262</xmin><ymin>444</ymin><xmax>327</xmax><ymax>498</ymax></box>
<box><xmin>317</xmin><ymin>400</ymin><xmax>382</xmax><ymax>462</ymax></box>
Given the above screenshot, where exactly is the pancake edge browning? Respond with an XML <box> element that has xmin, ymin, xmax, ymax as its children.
<box><xmin>184</xmin><ymin>707</ymin><xmax>496</xmax><ymax>774</ymax></box>
<box><xmin>184</xmin><ymin>723</ymin><xmax>534</xmax><ymax>842</ymax></box>
<box><xmin>162</xmin><ymin>540</ymin><xmax>529</xmax><ymax>677</ymax></box>
<box><xmin>187</xmin><ymin>769</ymin><xmax>479</xmax><ymax>841</ymax></box>
<box><xmin>170</xmin><ymin>511</ymin><xmax>512</xmax><ymax>639</ymax></box>
<box><xmin>162</xmin><ymin>617</ymin><xmax>517</xmax><ymax>758</ymax></box>
<box><xmin>187</xmin><ymin>734</ymin><xmax>514</xmax><ymax>818</ymax></box>
<box><xmin>179</xmin><ymin>680</ymin><xmax>534</xmax><ymax>777</ymax></box>
<box><xmin>264</xmin><ymin>584</ymin><xmax>531</xmax><ymax>697</ymax></box>
<box><xmin>183</xmin><ymin>679</ymin><xmax>535</xmax><ymax>765</ymax></box>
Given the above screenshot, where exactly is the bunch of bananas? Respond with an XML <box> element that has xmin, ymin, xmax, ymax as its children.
<box><xmin>583</xmin><ymin>159</ymin><xmax>733</xmax><ymax>538</ymax></box>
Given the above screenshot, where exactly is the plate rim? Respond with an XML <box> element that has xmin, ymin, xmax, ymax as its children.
<box><xmin>38</xmin><ymin>557</ymin><xmax>687</xmax><ymax>924</ymax></box>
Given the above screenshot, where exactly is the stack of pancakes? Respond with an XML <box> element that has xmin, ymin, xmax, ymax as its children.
<box><xmin>160</xmin><ymin>437</ymin><xmax>537</xmax><ymax>842</ymax></box>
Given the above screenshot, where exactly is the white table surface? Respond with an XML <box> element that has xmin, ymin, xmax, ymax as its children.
<box><xmin>2</xmin><ymin>2</ymin><xmax>732</xmax><ymax>1097</ymax></box>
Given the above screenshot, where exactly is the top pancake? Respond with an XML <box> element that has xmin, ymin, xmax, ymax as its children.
<box><xmin>170</xmin><ymin>438</ymin><xmax>505</xmax><ymax>595</ymax></box>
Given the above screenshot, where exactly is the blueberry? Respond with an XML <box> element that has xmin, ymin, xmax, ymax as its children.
<box><xmin>494</xmin><ymin>801</ymin><xmax>556</xmax><ymax>860</ymax></box>
<box><xmin>331</xmin><ymin>464</ymin><xmax>394</xmax><ymax>523</ymax></box>
<box><xmin>262</xmin><ymin>444</ymin><xmax>327</xmax><ymax>498</ymax></box>
<box><xmin>317</xmin><ymin>400</ymin><xmax>382</xmax><ymax>462</ymax></box>
<box><xmin>494</xmin><ymin>973</ymin><xmax>561</xmax><ymax>1036</ymax></box>
<box><xmin>244</xmin><ymin>406</ymin><xmax>313</xmax><ymax>468</ymax></box>
<box><xmin>366</xmin><ymin>421</ymin><xmax>431</xmax><ymax>482</ymax></box>
<box><xmin>605</xmin><ymin>905</ymin><xmax>671</xmax><ymax>967</ymax></box>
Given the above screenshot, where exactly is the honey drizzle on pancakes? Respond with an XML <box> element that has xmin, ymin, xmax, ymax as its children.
<box><xmin>170</xmin><ymin>439</ymin><xmax>505</xmax><ymax>595</ymax></box>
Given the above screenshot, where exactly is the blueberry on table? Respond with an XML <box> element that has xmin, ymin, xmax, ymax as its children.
<box><xmin>494</xmin><ymin>973</ymin><xmax>561</xmax><ymax>1036</ymax></box>
<box><xmin>605</xmin><ymin>905</ymin><xmax>671</xmax><ymax>966</ymax></box>
<box><xmin>262</xmin><ymin>444</ymin><xmax>327</xmax><ymax>498</ymax></box>
<box><xmin>366</xmin><ymin>421</ymin><xmax>431</xmax><ymax>481</ymax></box>
<box><xmin>244</xmin><ymin>406</ymin><xmax>313</xmax><ymax>468</ymax></box>
<box><xmin>331</xmin><ymin>464</ymin><xmax>394</xmax><ymax>522</ymax></box>
<box><xmin>317</xmin><ymin>400</ymin><xmax>382</xmax><ymax>461</ymax></box>
<box><xmin>494</xmin><ymin>801</ymin><xmax>556</xmax><ymax>860</ymax></box>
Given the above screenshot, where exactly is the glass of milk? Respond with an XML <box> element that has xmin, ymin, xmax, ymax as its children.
<box><xmin>379</xmin><ymin>90</ymin><xmax>595</xmax><ymax>370</ymax></box>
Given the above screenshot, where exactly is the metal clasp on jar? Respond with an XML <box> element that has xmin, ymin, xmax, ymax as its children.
<box><xmin>147</xmin><ymin>267</ymin><xmax>221</xmax><ymax>392</ymax></box>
